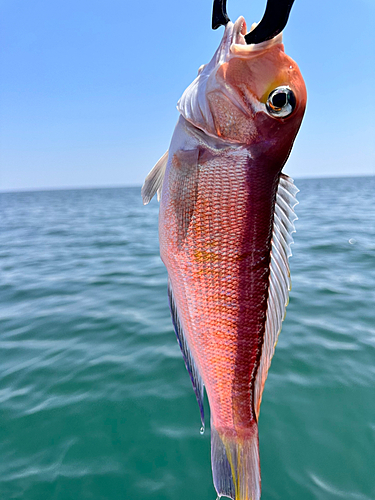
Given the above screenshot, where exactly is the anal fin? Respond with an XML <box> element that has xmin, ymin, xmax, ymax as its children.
<box><xmin>168</xmin><ymin>279</ymin><xmax>205</xmax><ymax>429</ymax></box>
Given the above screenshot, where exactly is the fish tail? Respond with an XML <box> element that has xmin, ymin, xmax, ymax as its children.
<box><xmin>211</xmin><ymin>421</ymin><xmax>260</xmax><ymax>500</ymax></box>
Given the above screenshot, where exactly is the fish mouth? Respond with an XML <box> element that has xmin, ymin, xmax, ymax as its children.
<box><xmin>229</xmin><ymin>16</ymin><xmax>283</xmax><ymax>56</ymax></box>
<box><xmin>231</xmin><ymin>17</ymin><xmax>248</xmax><ymax>47</ymax></box>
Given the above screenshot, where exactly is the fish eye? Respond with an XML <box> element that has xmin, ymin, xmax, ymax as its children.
<box><xmin>266</xmin><ymin>86</ymin><xmax>296</xmax><ymax>118</ymax></box>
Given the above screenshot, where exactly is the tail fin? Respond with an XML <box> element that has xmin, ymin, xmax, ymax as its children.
<box><xmin>211</xmin><ymin>421</ymin><xmax>261</xmax><ymax>500</ymax></box>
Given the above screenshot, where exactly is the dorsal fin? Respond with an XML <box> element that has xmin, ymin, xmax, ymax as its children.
<box><xmin>254</xmin><ymin>174</ymin><xmax>299</xmax><ymax>419</ymax></box>
<box><xmin>141</xmin><ymin>151</ymin><xmax>168</xmax><ymax>205</ymax></box>
<box><xmin>168</xmin><ymin>279</ymin><xmax>205</xmax><ymax>429</ymax></box>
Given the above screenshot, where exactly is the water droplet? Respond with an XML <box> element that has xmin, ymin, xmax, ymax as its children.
<box><xmin>349</xmin><ymin>238</ymin><xmax>356</xmax><ymax>245</ymax></box>
<box><xmin>200</xmin><ymin>425</ymin><xmax>205</xmax><ymax>435</ymax></box>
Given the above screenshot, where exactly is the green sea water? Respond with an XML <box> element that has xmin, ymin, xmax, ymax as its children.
<box><xmin>1</xmin><ymin>176</ymin><xmax>374</xmax><ymax>500</ymax></box>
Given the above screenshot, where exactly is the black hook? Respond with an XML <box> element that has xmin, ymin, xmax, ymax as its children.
<box><xmin>244</xmin><ymin>0</ymin><xmax>296</xmax><ymax>44</ymax></box>
<box><xmin>212</xmin><ymin>0</ymin><xmax>230</xmax><ymax>30</ymax></box>
<box><xmin>212</xmin><ymin>0</ymin><xmax>296</xmax><ymax>45</ymax></box>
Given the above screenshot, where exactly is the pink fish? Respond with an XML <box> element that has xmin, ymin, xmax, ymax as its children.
<box><xmin>142</xmin><ymin>0</ymin><xmax>306</xmax><ymax>498</ymax></box>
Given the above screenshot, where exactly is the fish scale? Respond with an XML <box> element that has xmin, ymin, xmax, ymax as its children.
<box><xmin>160</xmin><ymin>139</ymin><xmax>278</xmax><ymax>430</ymax></box>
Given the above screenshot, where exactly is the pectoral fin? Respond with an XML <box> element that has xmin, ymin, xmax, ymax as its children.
<box><xmin>141</xmin><ymin>151</ymin><xmax>168</xmax><ymax>205</ymax></box>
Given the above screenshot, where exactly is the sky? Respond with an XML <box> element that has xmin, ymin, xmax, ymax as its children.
<box><xmin>0</xmin><ymin>0</ymin><xmax>374</xmax><ymax>191</ymax></box>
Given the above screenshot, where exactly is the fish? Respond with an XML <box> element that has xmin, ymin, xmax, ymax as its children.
<box><xmin>142</xmin><ymin>0</ymin><xmax>307</xmax><ymax>498</ymax></box>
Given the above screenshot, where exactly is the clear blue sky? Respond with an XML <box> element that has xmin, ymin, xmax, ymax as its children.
<box><xmin>1</xmin><ymin>0</ymin><xmax>374</xmax><ymax>191</ymax></box>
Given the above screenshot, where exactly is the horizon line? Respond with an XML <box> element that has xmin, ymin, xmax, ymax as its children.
<box><xmin>1</xmin><ymin>173</ymin><xmax>374</xmax><ymax>194</ymax></box>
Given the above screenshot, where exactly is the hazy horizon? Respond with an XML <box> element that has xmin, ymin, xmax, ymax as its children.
<box><xmin>1</xmin><ymin>172</ymin><xmax>374</xmax><ymax>195</ymax></box>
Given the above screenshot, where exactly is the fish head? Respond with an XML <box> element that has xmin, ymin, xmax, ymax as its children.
<box><xmin>178</xmin><ymin>16</ymin><xmax>307</xmax><ymax>160</ymax></box>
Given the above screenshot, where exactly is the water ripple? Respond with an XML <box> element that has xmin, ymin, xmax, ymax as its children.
<box><xmin>1</xmin><ymin>180</ymin><xmax>375</xmax><ymax>500</ymax></box>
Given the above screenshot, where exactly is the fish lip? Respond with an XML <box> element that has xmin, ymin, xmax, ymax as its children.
<box><xmin>231</xmin><ymin>16</ymin><xmax>247</xmax><ymax>47</ymax></box>
<box><xmin>229</xmin><ymin>16</ymin><xmax>283</xmax><ymax>57</ymax></box>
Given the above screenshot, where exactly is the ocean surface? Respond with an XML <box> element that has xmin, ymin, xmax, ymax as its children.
<box><xmin>1</xmin><ymin>176</ymin><xmax>374</xmax><ymax>500</ymax></box>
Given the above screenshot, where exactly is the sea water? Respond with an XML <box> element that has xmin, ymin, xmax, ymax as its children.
<box><xmin>1</xmin><ymin>176</ymin><xmax>374</xmax><ymax>499</ymax></box>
